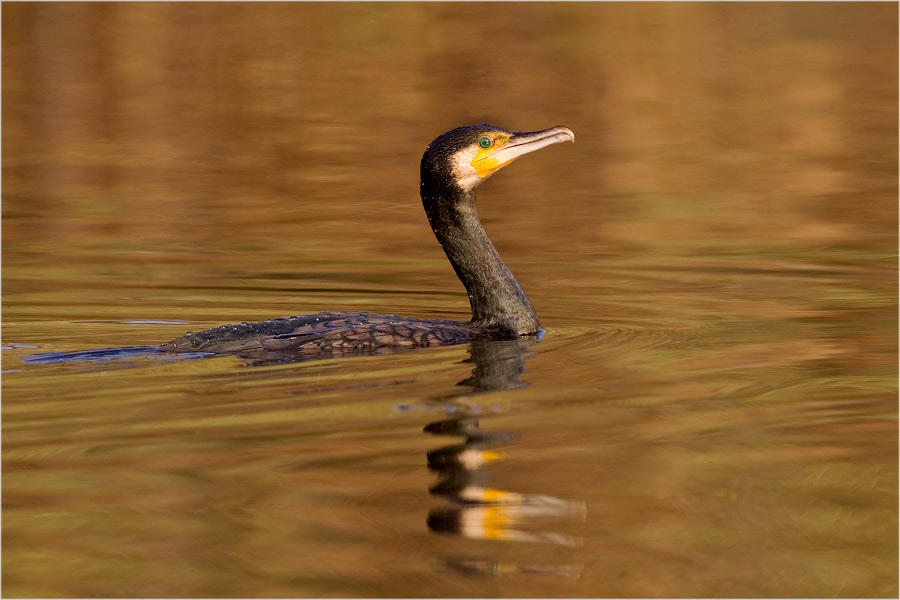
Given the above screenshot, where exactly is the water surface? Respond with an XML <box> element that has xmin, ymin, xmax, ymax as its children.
<box><xmin>3</xmin><ymin>3</ymin><xmax>897</xmax><ymax>597</ymax></box>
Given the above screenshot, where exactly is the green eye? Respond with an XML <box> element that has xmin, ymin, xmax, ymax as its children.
<box><xmin>478</xmin><ymin>136</ymin><xmax>492</xmax><ymax>149</ymax></box>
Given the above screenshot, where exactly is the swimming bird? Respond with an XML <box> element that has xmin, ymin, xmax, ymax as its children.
<box><xmin>162</xmin><ymin>124</ymin><xmax>574</xmax><ymax>357</ymax></box>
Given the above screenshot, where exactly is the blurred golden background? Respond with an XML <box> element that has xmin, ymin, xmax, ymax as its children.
<box><xmin>4</xmin><ymin>2</ymin><xmax>896</xmax><ymax>267</ymax></box>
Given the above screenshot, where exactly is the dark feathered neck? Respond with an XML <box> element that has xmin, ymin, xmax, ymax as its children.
<box><xmin>420</xmin><ymin>179</ymin><xmax>540</xmax><ymax>335</ymax></box>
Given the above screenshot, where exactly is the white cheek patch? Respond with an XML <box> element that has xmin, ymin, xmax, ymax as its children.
<box><xmin>449</xmin><ymin>146</ymin><xmax>483</xmax><ymax>193</ymax></box>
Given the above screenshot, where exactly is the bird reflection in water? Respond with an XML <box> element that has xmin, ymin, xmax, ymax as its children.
<box><xmin>424</xmin><ymin>337</ymin><xmax>585</xmax><ymax>579</ymax></box>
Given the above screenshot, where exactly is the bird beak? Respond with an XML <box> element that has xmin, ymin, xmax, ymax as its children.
<box><xmin>472</xmin><ymin>126</ymin><xmax>575</xmax><ymax>178</ymax></box>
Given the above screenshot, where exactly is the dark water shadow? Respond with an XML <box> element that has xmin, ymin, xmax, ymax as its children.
<box><xmin>21</xmin><ymin>345</ymin><xmax>194</xmax><ymax>365</ymax></box>
<box><xmin>20</xmin><ymin>340</ymin><xmax>440</xmax><ymax>368</ymax></box>
<box><xmin>424</xmin><ymin>337</ymin><xmax>585</xmax><ymax>579</ymax></box>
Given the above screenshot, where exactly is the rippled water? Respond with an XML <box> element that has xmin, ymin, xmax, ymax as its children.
<box><xmin>3</xmin><ymin>3</ymin><xmax>897</xmax><ymax>598</ymax></box>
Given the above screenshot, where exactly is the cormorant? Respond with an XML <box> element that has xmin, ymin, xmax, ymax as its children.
<box><xmin>162</xmin><ymin>124</ymin><xmax>574</xmax><ymax>357</ymax></box>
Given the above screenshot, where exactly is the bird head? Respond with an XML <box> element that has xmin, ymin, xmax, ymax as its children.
<box><xmin>421</xmin><ymin>124</ymin><xmax>574</xmax><ymax>194</ymax></box>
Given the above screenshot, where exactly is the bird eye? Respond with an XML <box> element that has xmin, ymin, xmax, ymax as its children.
<box><xmin>478</xmin><ymin>136</ymin><xmax>492</xmax><ymax>149</ymax></box>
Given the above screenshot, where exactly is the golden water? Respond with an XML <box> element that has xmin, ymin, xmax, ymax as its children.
<box><xmin>3</xmin><ymin>3</ymin><xmax>897</xmax><ymax>597</ymax></box>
